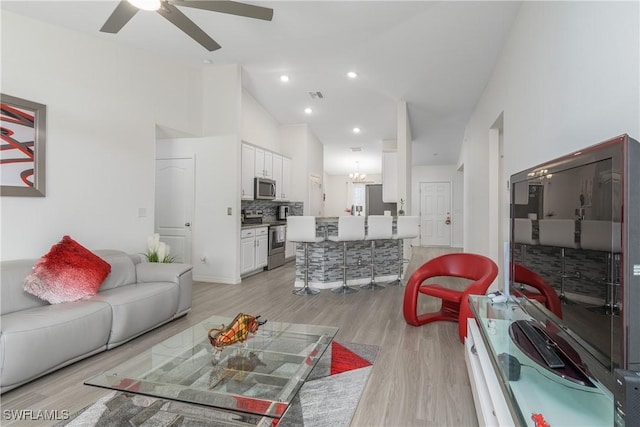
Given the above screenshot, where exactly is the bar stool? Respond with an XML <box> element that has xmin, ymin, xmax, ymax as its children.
<box><xmin>538</xmin><ymin>219</ymin><xmax>581</xmax><ymax>304</ymax></box>
<box><xmin>328</xmin><ymin>216</ymin><xmax>365</xmax><ymax>294</ymax></box>
<box><xmin>513</xmin><ymin>218</ymin><xmax>539</xmax><ymax>263</ymax></box>
<box><xmin>580</xmin><ymin>220</ymin><xmax>622</xmax><ymax>314</ymax></box>
<box><xmin>513</xmin><ymin>218</ymin><xmax>539</xmax><ymax>290</ymax></box>
<box><xmin>287</xmin><ymin>216</ymin><xmax>324</xmax><ymax>296</ymax></box>
<box><xmin>390</xmin><ymin>216</ymin><xmax>420</xmax><ymax>286</ymax></box>
<box><xmin>361</xmin><ymin>215</ymin><xmax>393</xmax><ymax>290</ymax></box>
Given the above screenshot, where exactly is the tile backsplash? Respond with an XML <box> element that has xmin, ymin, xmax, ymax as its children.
<box><xmin>241</xmin><ymin>200</ymin><xmax>304</xmax><ymax>220</ymax></box>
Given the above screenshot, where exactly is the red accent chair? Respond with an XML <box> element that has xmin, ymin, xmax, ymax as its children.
<box><xmin>511</xmin><ymin>263</ymin><xmax>563</xmax><ymax>318</ymax></box>
<box><xmin>403</xmin><ymin>253</ymin><xmax>498</xmax><ymax>342</ymax></box>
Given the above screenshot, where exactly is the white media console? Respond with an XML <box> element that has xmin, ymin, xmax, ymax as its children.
<box><xmin>465</xmin><ymin>295</ymin><xmax>613</xmax><ymax>427</ymax></box>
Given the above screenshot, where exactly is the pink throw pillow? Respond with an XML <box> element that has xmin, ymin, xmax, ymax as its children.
<box><xmin>23</xmin><ymin>236</ymin><xmax>111</xmax><ymax>304</ymax></box>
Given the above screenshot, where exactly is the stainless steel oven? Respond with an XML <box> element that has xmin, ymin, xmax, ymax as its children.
<box><xmin>267</xmin><ymin>224</ymin><xmax>286</xmax><ymax>270</ymax></box>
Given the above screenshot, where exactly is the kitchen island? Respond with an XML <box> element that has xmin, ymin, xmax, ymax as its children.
<box><xmin>290</xmin><ymin>216</ymin><xmax>403</xmax><ymax>289</ymax></box>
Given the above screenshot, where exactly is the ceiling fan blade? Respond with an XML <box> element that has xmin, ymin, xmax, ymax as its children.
<box><xmin>157</xmin><ymin>2</ymin><xmax>221</xmax><ymax>51</ymax></box>
<box><xmin>170</xmin><ymin>0</ymin><xmax>273</xmax><ymax>21</ymax></box>
<box><xmin>100</xmin><ymin>1</ymin><xmax>139</xmax><ymax>33</ymax></box>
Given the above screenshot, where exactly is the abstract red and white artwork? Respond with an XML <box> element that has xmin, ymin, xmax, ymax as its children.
<box><xmin>1</xmin><ymin>94</ymin><xmax>46</xmax><ymax>196</ymax></box>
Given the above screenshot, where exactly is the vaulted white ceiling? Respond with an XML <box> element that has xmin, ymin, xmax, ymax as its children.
<box><xmin>1</xmin><ymin>1</ymin><xmax>521</xmax><ymax>175</ymax></box>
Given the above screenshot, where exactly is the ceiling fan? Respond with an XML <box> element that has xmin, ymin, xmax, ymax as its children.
<box><xmin>100</xmin><ymin>0</ymin><xmax>273</xmax><ymax>51</ymax></box>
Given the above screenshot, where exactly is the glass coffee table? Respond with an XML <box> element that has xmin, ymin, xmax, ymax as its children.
<box><xmin>85</xmin><ymin>315</ymin><xmax>338</xmax><ymax>421</ymax></box>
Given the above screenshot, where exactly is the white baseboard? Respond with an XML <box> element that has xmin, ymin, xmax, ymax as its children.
<box><xmin>294</xmin><ymin>274</ymin><xmax>399</xmax><ymax>289</ymax></box>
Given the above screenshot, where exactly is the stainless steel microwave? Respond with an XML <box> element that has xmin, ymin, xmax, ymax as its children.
<box><xmin>254</xmin><ymin>177</ymin><xmax>276</xmax><ymax>200</ymax></box>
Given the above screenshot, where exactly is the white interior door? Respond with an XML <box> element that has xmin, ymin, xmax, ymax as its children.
<box><xmin>420</xmin><ymin>181</ymin><xmax>452</xmax><ymax>246</ymax></box>
<box><xmin>155</xmin><ymin>157</ymin><xmax>194</xmax><ymax>263</ymax></box>
<box><xmin>308</xmin><ymin>174</ymin><xmax>323</xmax><ymax>216</ymax></box>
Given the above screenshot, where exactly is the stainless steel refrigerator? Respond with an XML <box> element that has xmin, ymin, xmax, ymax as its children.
<box><xmin>365</xmin><ymin>184</ymin><xmax>397</xmax><ymax>216</ymax></box>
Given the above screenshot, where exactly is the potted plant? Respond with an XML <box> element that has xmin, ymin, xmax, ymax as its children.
<box><xmin>145</xmin><ymin>233</ymin><xmax>174</xmax><ymax>263</ymax></box>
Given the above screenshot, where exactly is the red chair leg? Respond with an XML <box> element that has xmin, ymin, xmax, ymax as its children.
<box><xmin>415</xmin><ymin>299</ymin><xmax>460</xmax><ymax>325</ymax></box>
<box><xmin>404</xmin><ymin>279</ymin><xmax>461</xmax><ymax>326</ymax></box>
<box><xmin>403</xmin><ymin>273</ymin><xmax>422</xmax><ymax>325</ymax></box>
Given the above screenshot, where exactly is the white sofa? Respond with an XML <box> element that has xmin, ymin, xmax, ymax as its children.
<box><xmin>0</xmin><ymin>250</ymin><xmax>193</xmax><ymax>393</ymax></box>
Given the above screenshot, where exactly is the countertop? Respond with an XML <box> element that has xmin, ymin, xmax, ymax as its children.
<box><xmin>316</xmin><ymin>216</ymin><xmax>397</xmax><ymax>222</ymax></box>
<box><xmin>241</xmin><ymin>216</ymin><xmax>399</xmax><ymax>228</ymax></box>
<box><xmin>241</xmin><ymin>220</ymin><xmax>287</xmax><ymax>229</ymax></box>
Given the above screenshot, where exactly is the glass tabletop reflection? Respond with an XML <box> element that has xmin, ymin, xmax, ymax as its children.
<box><xmin>85</xmin><ymin>315</ymin><xmax>338</xmax><ymax>418</ymax></box>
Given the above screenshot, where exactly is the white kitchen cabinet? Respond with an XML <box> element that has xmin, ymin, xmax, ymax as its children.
<box><xmin>264</xmin><ymin>151</ymin><xmax>273</xmax><ymax>179</ymax></box>
<box><xmin>272</xmin><ymin>154</ymin><xmax>283</xmax><ymax>199</ymax></box>
<box><xmin>271</xmin><ymin>154</ymin><xmax>291</xmax><ymax>201</ymax></box>
<box><xmin>241</xmin><ymin>143</ymin><xmax>256</xmax><ymax>200</ymax></box>
<box><xmin>254</xmin><ymin>148</ymin><xmax>265</xmax><ymax>178</ymax></box>
<box><xmin>241</xmin><ymin>229</ymin><xmax>257</xmax><ymax>274</ymax></box>
<box><xmin>242</xmin><ymin>142</ymin><xmax>287</xmax><ymax>200</ymax></box>
<box><xmin>382</xmin><ymin>151</ymin><xmax>398</xmax><ymax>202</ymax></box>
<box><xmin>241</xmin><ymin>227</ymin><xmax>268</xmax><ymax>275</ymax></box>
<box><xmin>285</xmin><ymin>238</ymin><xmax>295</xmax><ymax>259</ymax></box>
<box><xmin>254</xmin><ymin>148</ymin><xmax>273</xmax><ymax>179</ymax></box>
<box><xmin>255</xmin><ymin>229</ymin><xmax>268</xmax><ymax>268</ymax></box>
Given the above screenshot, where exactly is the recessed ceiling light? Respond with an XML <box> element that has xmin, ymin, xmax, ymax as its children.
<box><xmin>347</xmin><ymin>71</ymin><xmax>358</xmax><ymax>79</ymax></box>
<box><xmin>353</xmin><ymin>127</ymin><xmax>361</xmax><ymax>134</ymax></box>
<box><xmin>304</xmin><ymin>107</ymin><xmax>313</xmax><ymax>114</ymax></box>
<box><xmin>280</xmin><ymin>75</ymin><xmax>290</xmax><ymax>83</ymax></box>
<box><xmin>128</xmin><ymin>0</ymin><xmax>160</xmax><ymax>11</ymax></box>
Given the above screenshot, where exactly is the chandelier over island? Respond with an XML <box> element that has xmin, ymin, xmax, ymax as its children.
<box><xmin>349</xmin><ymin>162</ymin><xmax>367</xmax><ymax>183</ymax></box>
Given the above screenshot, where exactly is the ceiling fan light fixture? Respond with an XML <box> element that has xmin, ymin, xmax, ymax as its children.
<box><xmin>127</xmin><ymin>0</ymin><xmax>161</xmax><ymax>11</ymax></box>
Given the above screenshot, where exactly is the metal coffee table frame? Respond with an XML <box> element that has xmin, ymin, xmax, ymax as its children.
<box><xmin>85</xmin><ymin>315</ymin><xmax>338</xmax><ymax>420</ymax></box>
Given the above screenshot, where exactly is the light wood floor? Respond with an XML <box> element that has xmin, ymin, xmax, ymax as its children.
<box><xmin>1</xmin><ymin>246</ymin><xmax>478</xmax><ymax>427</ymax></box>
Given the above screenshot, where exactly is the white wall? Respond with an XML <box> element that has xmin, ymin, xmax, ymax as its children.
<box><xmin>202</xmin><ymin>65</ymin><xmax>241</xmax><ymax>137</ymax></box>
<box><xmin>0</xmin><ymin>11</ymin><xmax>315</xmax><ymax>283</ymax></box>
<box><xmin>280</xmin><ymin>125</ymin><xmax>307</xmax><ymax>205</ymax></box>
<box><xmin>397</xmin><ymin>101</ymin><xmax>412</xmax><ymax>214</ymax></box>
<box><xmin>323</xmin><ymin>176</ymin><xmax>349</xmax><ymax>217</ymax></box>
<box><xmin>461</xmin><ymin>1</ymin><xmax>639</xmax><ymax>261</ymax></box>
<box><xmin>306</xmin><ymin>128</ymin><xmax>325</xmax><ymax>216</ymax></box>
<box><xmin>278</xmin><ymin>124</ymin><xmax>325</xmax><ymax>214</ymax></box>
<box><xmin>157</xmin><ymin>137</ymin><xmax>240</xmax><ymax>284</ymax></box>
<box><xmin>241</xmin><ymin>91</ymin><xmax>281</xmax><ymax>152</ymax></box>
<box><xmin>306</xmin><ymin>128</ymin><xmax>325</xmax><ymax>180</ymax></box>
<box><xmin>412</xmin><ymin>165</ymin><xmax>463</xmax><ymax>247</ymax></box>
<box><xmin>1</xmin><ymin>11</ymin><xmax>202</xmax><ymax>260</ymax></box>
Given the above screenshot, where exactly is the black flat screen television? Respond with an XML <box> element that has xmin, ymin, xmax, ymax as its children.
<box><xmin>509</xmin><ymin>134</ymin><xmax>639</xmax><ymax>392</ymax></box>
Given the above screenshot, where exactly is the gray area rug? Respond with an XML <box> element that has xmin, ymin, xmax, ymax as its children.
<box><xmin>57</xmin><ymin>341</ymin><xmax>378</xmax><ymax>427</ymax></box>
